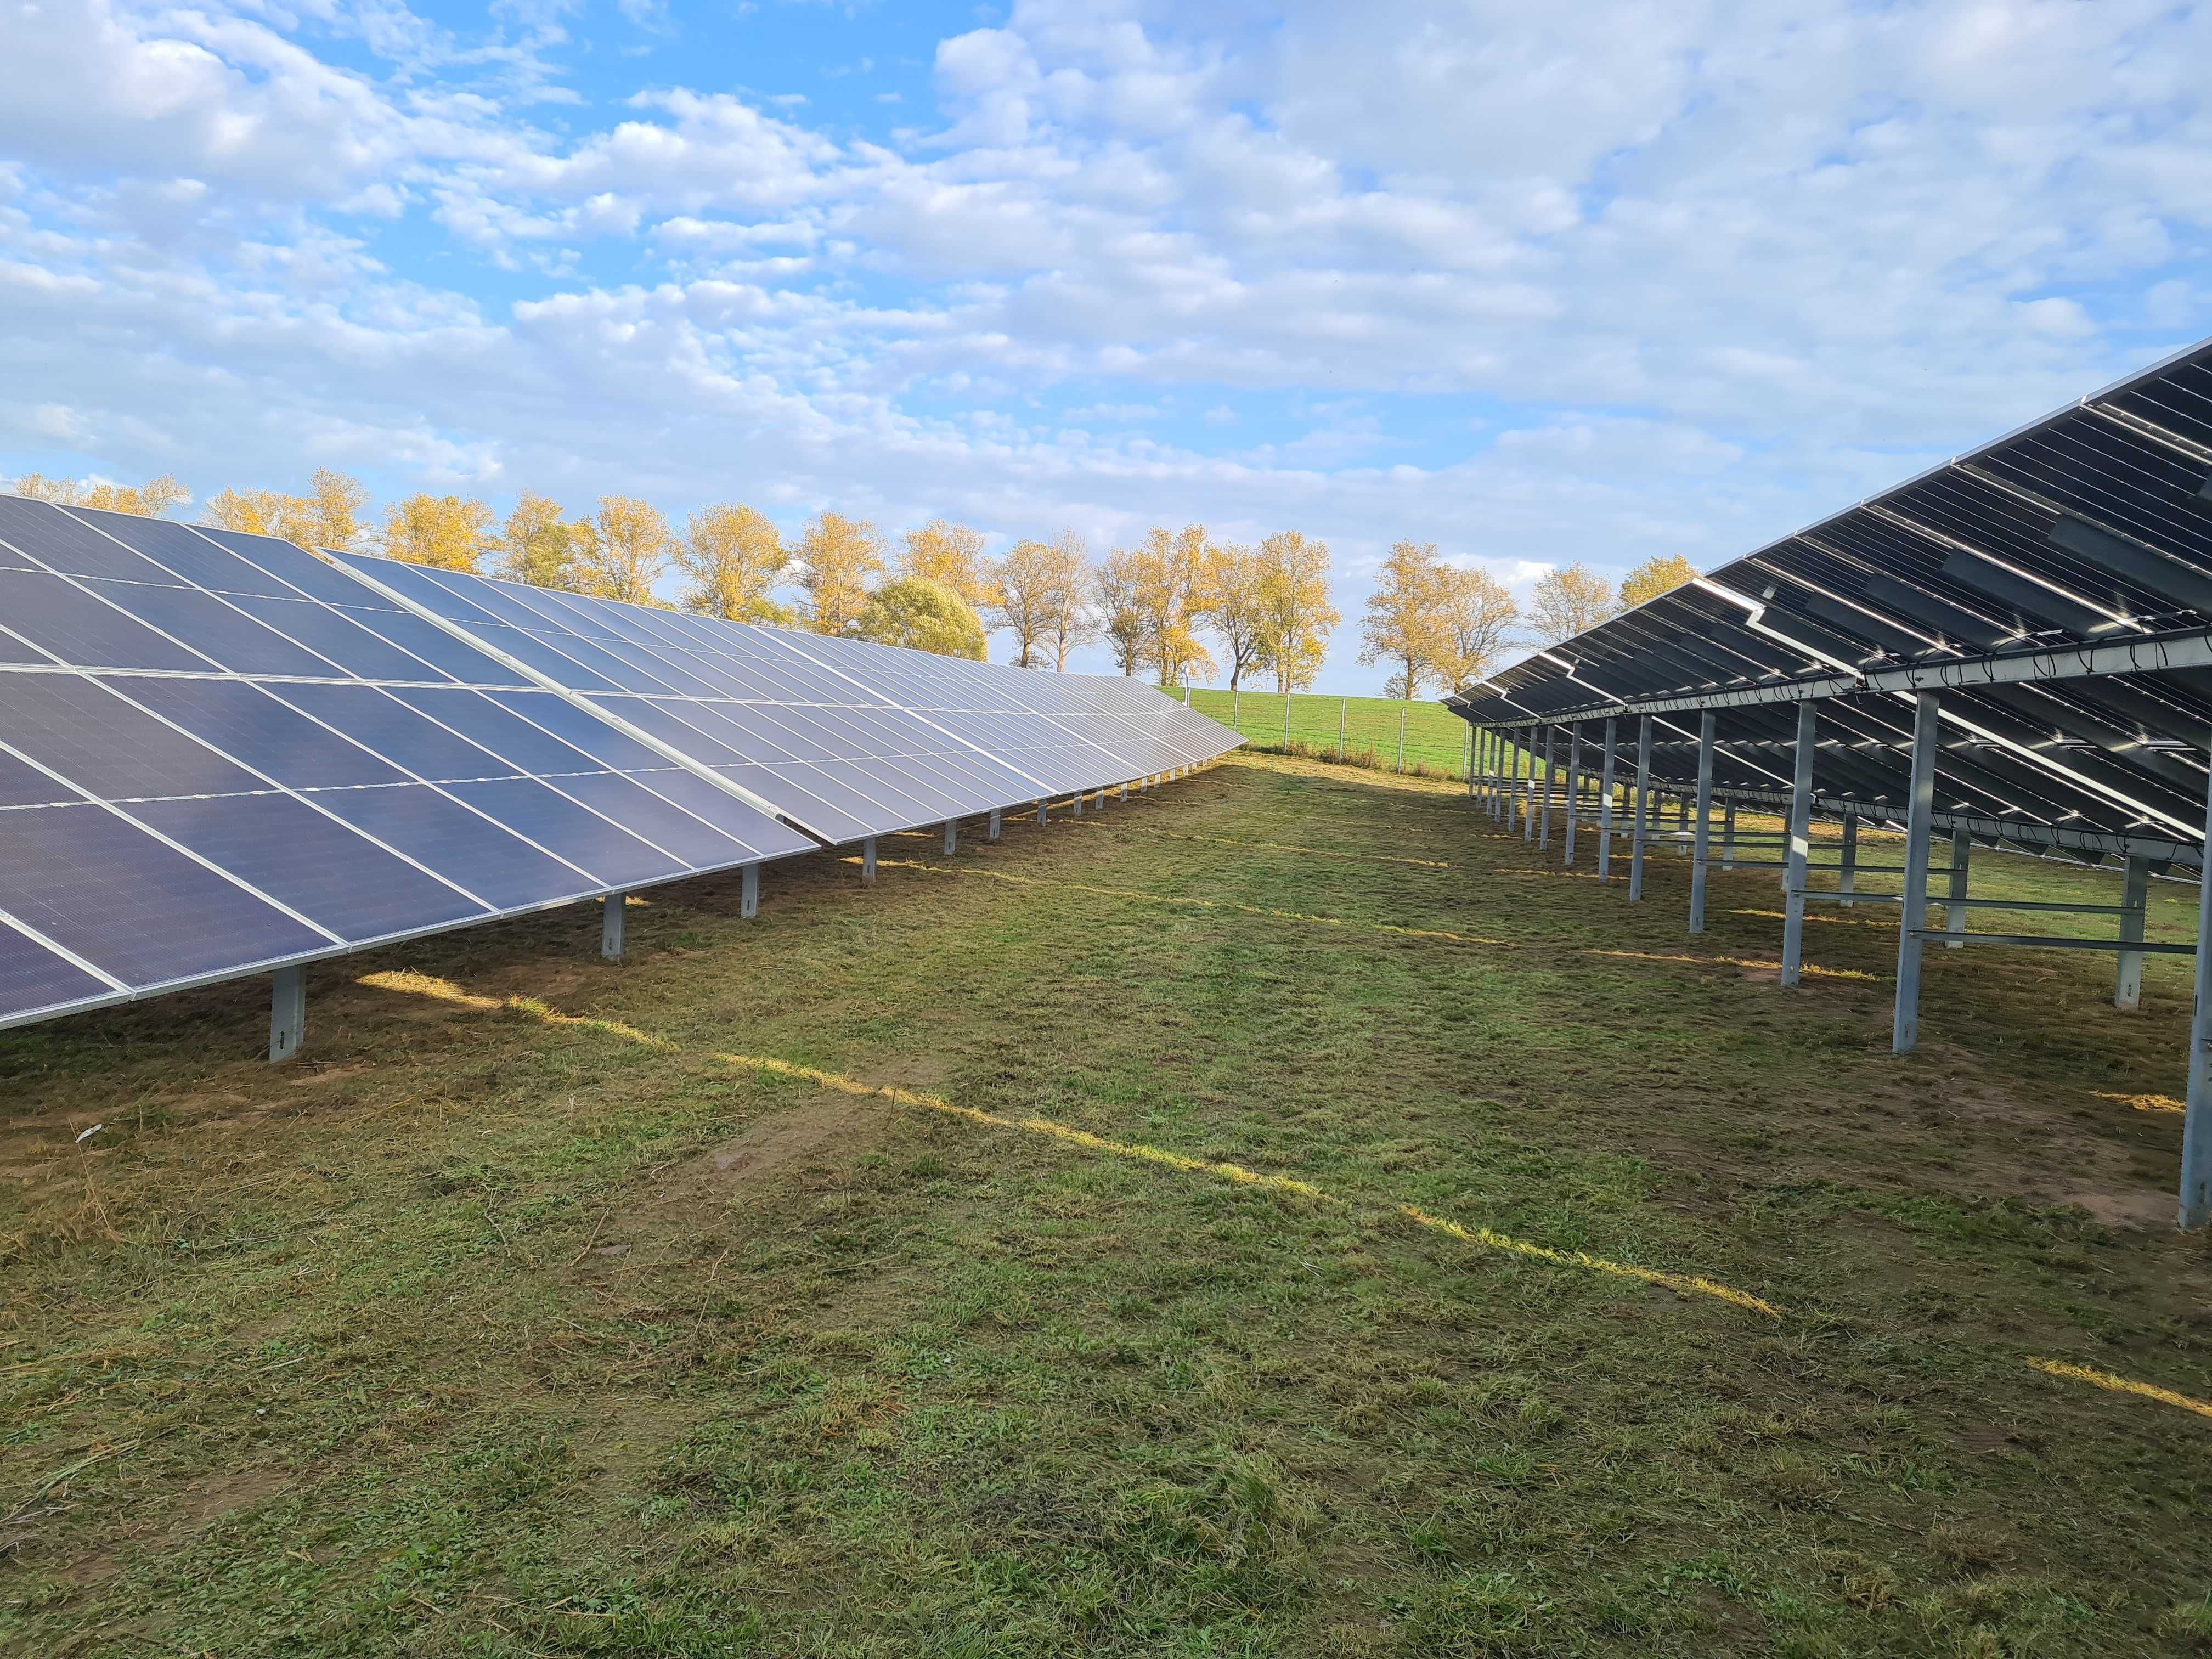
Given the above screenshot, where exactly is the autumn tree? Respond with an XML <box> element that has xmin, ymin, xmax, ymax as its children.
<box><xmin>495</xmin><ymin>491</ymin><xmax>594</xmax><ymax>589</ymax></box>
<box><xmin>11</xmin><ymin>472</ymin><xmax>188</xmax><ymax>517</ymax></box>
<box><xmin>988</xmin><ymin>538</ymin><xmax>1057</xmax><ymax>668</ymax></box>
<box><xmin>1526</xmin><ymin>561</ymin><xmax>1620</xmax><ymax>644</ymax></box>
<box><xmin>1254</xmin><ymin>530</ymin><xmax>1338</xmax><ymax>693</ymax></box>
<box><xmin>381</xmin><ymin>493</ymin><xmax>495</xmax><ymax>572</ymax></box>
<box><xmin>1042</xmin><ymin>529</ymin><xmax>1098</xmax><ymax>670</ymax></box>
<box><xmin>678</xmin><ymin>503</ymin><xmax>792</xmax><ymax>624</ymax></box>
<box><xmin>1358</xmin><ymin>540</ymin><xmax>1449</xmax><ymax>699</ymax></box>
<box><xmin>204</xmin><ymin>469</ymin><xmax>370</xmax><ymax>551</ymax></box>
<box><xmin>1619</xmin><ymin>552</ymin><xmax>1700</xmax><ymax>610</ymax></box>
<box><xmin>575</xmin><ymin>496</ymin><xmax>672</xmax><ymax>605</ymax></box>
<box><xmin>1094</xmin><ymin>548</ymin><xmax>1147</xmax><ymax>676</ymax></box>
<box><xmin>798</xmin><ymin>511</ymin><xmax>886</xmax><ymax>635</ymax></box>
<box><xmin>855</xmin><ymin>577</ymin><xmax>988</xmax><ymax>659</ymax></box>
<box><xmin>1128</xmin><ymin>523</ymin><xmax>1216</xmax><ymax>687</ymax></box>
<box><xmin>899</xmin><ymin>518</ymin><xmax>992</xmax><ymax>610</ymax></box>
<box><xmin>1207</xmin><ymin>542</ymin><xmax>1268</xmax><ymax>690</ymax></box>
<box><xmin>1437</xmin><ymin>566</ymin><xmax>1519</xmax><ymax>690</ymax></box>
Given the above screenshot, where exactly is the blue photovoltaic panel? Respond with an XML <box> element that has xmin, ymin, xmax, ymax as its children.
<box><xmin>0</xmin><ymin>493</ymin><xmax>814</xmax><ymax>1031</ymax></box>
<box><xmin>0</xmin><ymin>568</ymin><xmax>213</xmax><ymax>672</ymax></box>
<box><xmin>0</xmin><ymin>486</ymin><xmax>1235</xmax><ymax>1035</ymax></box>
<box><xmin>128</xmin><ymin>793</ymin><xmax>485</xmax><ymax>942</ymax></box>
<box><xmin>0</xmin><ymin>922</ymin><xmax>113</xmax><ymax>1022</ymax></box>
<box><xmin>2</xmin><ymin>673</ymin><xmax>273</xmax><ymax>802</ymax></box>
<box><xmin>113</xmin><ymin>677</ymin><xmax>415</xmax><ymax>793</ymax></box>
<box><xmin>0</xmin><ymin>803</ymin><xmax>329</xmax><ymax>987</ymax></box>
<box><xmin>328</xmin><ymin>555</ymin><xmax>1088</xmax><ymax>839</ymax></box>
<box><xmin>306</xmin><ymin>784</ymin><xmax>599</xmax><ymax>911</ymax></box>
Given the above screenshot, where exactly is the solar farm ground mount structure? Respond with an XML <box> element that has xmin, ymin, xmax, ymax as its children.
<box><xmin>1444</xmin><ymin>331</ymin><xmax>2212</xmax><ymax>1227</ymax></box>
<box><xmin>0</xmin><ymin>494</ymin><xmax>1240</xmax><ymax>1058</ymax></box>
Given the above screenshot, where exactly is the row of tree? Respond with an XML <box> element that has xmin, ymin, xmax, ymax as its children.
<box><xmin>1358</xmin><ymin>542</ymin><xmax>1699</xmax><ymax>697</ymax></box>
<box><xmin>7</xmin><ymin>467</ymin><xmax>1697</xmax><ymax>692</ymax></box>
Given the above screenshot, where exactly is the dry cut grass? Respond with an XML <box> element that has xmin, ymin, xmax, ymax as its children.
<box><xmin>2</xmin><ymin>752</ymin><xmax>2210</xmax><ymax>1657</ymax></box>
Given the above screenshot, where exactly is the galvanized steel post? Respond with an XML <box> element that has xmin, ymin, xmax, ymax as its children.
<box><xmin>1944</xmin><ymin>826</ymin><xmax>1970</xmax><ymax>947</ymax></box>
<box><xmin>1628</xmin><ymin>715</ymin><xmax>1652</xmax><ymax>901</ymax></box>
<box><xmin>862</xmin><ymin>838</ymin><xmax>878</xmax><ymax>882</ymax></box>
<box><xmin>1595</xmin><ymin>717</ymin><xmax>1618</xmax><ymax>881</ymax></box>
<box><xmin>601</xmin><ymin>893</ymin><xmax>627</xmax><ymax>961</ymax></box>
<box><xmin>1779</xmin><ymin>701</ymin><xmax>1816</xmax><ymax>985</ymax></box>
<box><xmin>269</xmin><ymin>964</ymin><xmax>305</xmax><ymax>1064</ymax></box>
<box><xmin>1523</xmin><ymin>725</ymin><xmax>1538</xmax><ymax>842</ymax></box>
<box><xmin>1721</xmin><ymin>800</ymin><xmax>1736</xmax><ymax>870</ymax></box>
<box><xmin>1688</xmin><ymin>711</ymin><xmax>1716</xmax><ymax>934</ymax></box>
<box><xmin>1538</xmin><ymin>725</ymin><xmax>1556</xmax><ymax>851</ymax></box>
<box><xmin>1838</xmin><ymin>811</ymin><xmax>1858</xmax><ymax>905</ymax></box>
<box><xmin>2116</xmin><ymin>855</ymin><xmax>2149</xmax><ymax>1010</ymax></box>
<box><xmin>741</xmin><ymin>863</ymin><xmax>760</xmax><ymax>920</ymax></box>
<box><xmin>1892</xmin><ymin>692</ymin><xmax>1941</xmax><ymax>1053</ymax></box>
<box><xmin>2181</xmin><ymin>769</ymin><xmax>2212</xmax><ymax>1227</ymax></box>
<box><xmin>1562</xmin><ymin>724</ymin><xmax>1583</xmax><ymax>865</ymax></box>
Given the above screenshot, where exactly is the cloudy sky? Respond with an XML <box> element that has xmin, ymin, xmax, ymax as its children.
<box><xmin>3</xmin><ymin>0</ymin><xmax>2208</xmax><ymax>689</ymax></box>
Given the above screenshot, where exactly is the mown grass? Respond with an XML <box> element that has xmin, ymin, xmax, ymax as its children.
<box><xmin>1180</xmin><ymin>689</ymin><xmax>1471</xmax><ymax>777</ymax></box>
<box><xmin>3</xmin><ymin>753</ymin><xmax>2210</xmax><ymax>1657</ymax></box>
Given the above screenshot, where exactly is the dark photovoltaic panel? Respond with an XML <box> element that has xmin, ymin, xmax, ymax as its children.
<box><xmin>0</xmin><ymin>496</ymin><xmax>814</xmax><ymax>1029</ymax></box>
<box><xmin>0</xmin><ymin>488</ymin><xmax>1235</xmax><ymax>1032</ymax></box>
<box><xmin>331</xmin><ymin>555</ymin><xmax>1239</xmax><ymax>841</ymax></box>
<box><xmin>1449</xmin><ymin>335</ymin><xmax>2212</xmax><ymax>864</ymax></box>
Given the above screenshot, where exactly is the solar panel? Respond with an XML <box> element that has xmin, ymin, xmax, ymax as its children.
<box><xmin>330</xmin><ymin>555</ymin><xmax>1231</xmax><ymax>841</ymax></box>
<box><xmin>1449</xmin><ymin>334</ymin><xmax>2212</xmax><ymax>865</ymax></box>
<box><xmin>0</xmin><ymin>496</ymin><xmax>814</xmax><ymax>1030</ymax></box>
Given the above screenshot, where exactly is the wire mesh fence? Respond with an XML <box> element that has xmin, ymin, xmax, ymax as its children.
<box><xmin>1176</xmin><ymin>686</ymin><xmax>1473</xmax><ymax>780</ymax></box>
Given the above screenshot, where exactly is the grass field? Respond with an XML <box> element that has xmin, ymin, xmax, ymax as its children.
<box><xmin>5</xmin><ymin>753</ymin><xmax>2212</xmax><ymax>1657</ymax></box>
<box><xmin>1178</xmin><ymin>689</ymin><xmax>1471</xmax><ymax>778</ymax></box>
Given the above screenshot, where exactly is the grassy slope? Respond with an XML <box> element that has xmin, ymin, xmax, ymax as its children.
<box><xmin>3</xmin><ymin>754</ymin><xmax>2210</xmax><ymax>1657</ymax></box>
<box><xmin>1180</xmin><ymin>690</ymin><xmax>1471</xmax><ymax>777</ymax></box>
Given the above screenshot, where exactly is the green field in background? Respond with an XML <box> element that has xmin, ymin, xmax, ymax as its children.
<box><xmin>1177</xmin><ymin>686</ymin><xmax>1473</xmax><ymax>776</ymax></box>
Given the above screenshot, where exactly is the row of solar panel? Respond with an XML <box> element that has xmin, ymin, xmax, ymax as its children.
<box><xmin>0</xmin><ymin>494</ymin><xmax>1238</xmax><ymax>1030</ymax></box>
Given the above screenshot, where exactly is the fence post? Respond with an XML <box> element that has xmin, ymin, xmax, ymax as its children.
<box><xmin>1234</xmin><ymin>685</ymin><xmax>1240</xmax><ymax>732</ymax></box>
<box><xmin>1397</xmin><ymin>705</ymin><xmax>1406</xmax><ymax>773</ymax></box>
<box><xmin>1284</xmin><ymin>690</ymin><xmax>1293</xmax><ymax>753</ymax></box>
<box><xmin>1338</xmin><ymin>698</ymin><xmax>1346</xmax><ymax>760</ymax></box>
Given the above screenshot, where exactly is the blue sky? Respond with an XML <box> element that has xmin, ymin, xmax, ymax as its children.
<box><xmin>3</xmin><ymin>0</ymin><xmax>2209</xmax><ymax>689</ymax></box>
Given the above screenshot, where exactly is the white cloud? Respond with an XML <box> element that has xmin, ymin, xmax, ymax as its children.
<box><xmin>1</xmin><ymin>0</ymin><xmax>2209</xmax><ymax>689</ymax></box>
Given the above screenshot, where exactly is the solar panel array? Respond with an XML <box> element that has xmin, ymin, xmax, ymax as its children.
<box><xmin>0</xmin><ymin>497</ymin><xmax>1237</xmax><ymax>1031</ymax></box>
<box><xmin>1448</xmin><ymin>334</ymin><xmax>2212</xmax><ymax>865</ymax></box>
<box><xmin>331</xmin><ymin>556</ymin><xmax>1230</xmax><ymax>841</ymax></box>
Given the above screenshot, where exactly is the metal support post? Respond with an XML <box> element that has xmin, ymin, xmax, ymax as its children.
<box><xmin>1779</xmin><ymin>701</ymin><xmax>1816</xmax><ymax>985</ymax></box>
<box><xmin>1892</xmin><ymin>692</ymin><xmax>1941</xmax><ymax>1053</ymax></box>
<box><xmin>2115</xmin><ymin>855</ymin><xmax>2149</xmax><ymax>1009</ymax></box>
<box><xmin>988</xmin><ymin>809</ymin><xmax>1001</xmax><ymax>842</ymax></box>
<box><xmin>1563</xmin><ymin>725</ymin><xmax>1582</xmax><ymax>865</ymax></box>
<box><xmin>1523</xmin><ymin>726</ymin><xmax>1537</xmax><ymax>842</ymax></box>
<box><xmin>1838</xmin><ymin>812</ymin><xmax>1858</xmax><ymax>906</ymax></box>
<box><xmin>1721</xmin><ymin>800</ymin><xmax>1736</xmax><ymax>870</ymax></box>
<box><xmin>1596</xmin><ymin>718</ymin><xmax>1617</xmax><ymax>881</ymax></box>
<box><xmin>1037</xmin><ymin>799</ymin><xmax>1048</xmax><ymax>824</ymax></box>
<box><xmin>1071</xmin><ymin>791</ymin><xmax>1084</xmax><ymax>817</ymax></box>
<box><xmin>741</xmin><ymin>864</ymin><xmax>760</xmax><ymax>919</ymax></box>
<box><xmin>1120</xmin><ymin>781</ymin><xmax>1128</xmax><ymax>802</ymax></box>
<box><xmin>1629</xmin><ymin>716</ymin><xmax>1652</xmax><ymax>901</ymax></box>
<box><xmin>1944</xmin><ymin>826</ymin><xmax>1970</xmax><ymax>947</ymax></box>
<box><xmin>269</xmin><ymin>964</ymin><xmax>304</xmax><ymax>1064</ymax></box>
<box><xmin>862</xmin><ymin>838</ymin><xmax>878</xmax><ymax>882</ymax></box>
<box><xmin>602</xmin><ymin>892</ymin><xmax>627</xmax><ymax>960</ymax></box>
<box><xmin>2181</xmin><ymin>764</ymin><xmax>2212</xmax><ymax>1227</ymax></box>
<box><xmin>944</xmin><ymin>819</ymin><xmax>958</xmax><ymax>855</ymax></box>
<box><xmin>1538</xmin><ymin>725</ymin><xmax>1556</xmax><ymax>850</ymax></box>
<box><xmin>1689</xmin><ymin>711</ymin><xmax>1716</xmax><ymax>934</ymax></box>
